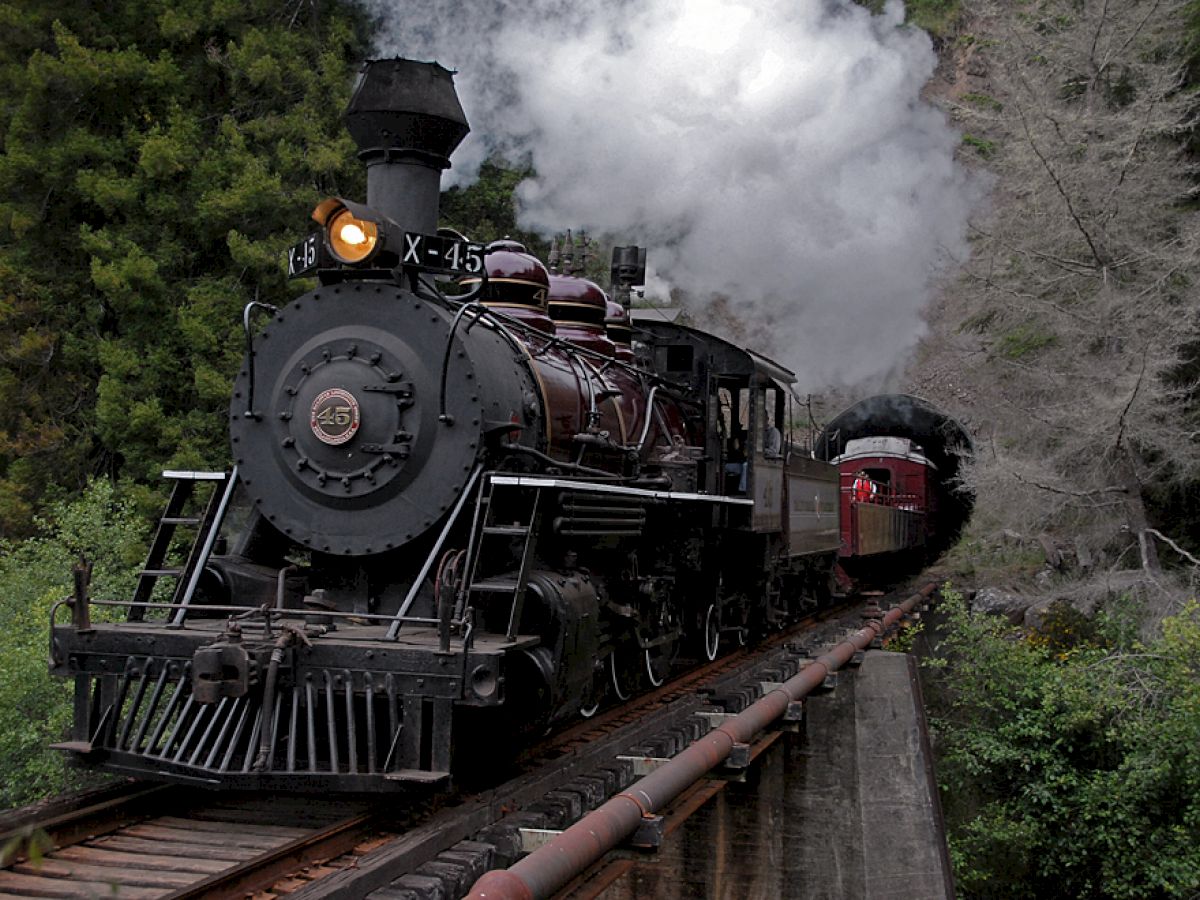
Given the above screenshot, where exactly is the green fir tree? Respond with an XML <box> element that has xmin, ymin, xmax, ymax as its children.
<box><xmin>0</xmin><ymin>0</ymin><xmax>372</xmax><ymax>536</ymax></box>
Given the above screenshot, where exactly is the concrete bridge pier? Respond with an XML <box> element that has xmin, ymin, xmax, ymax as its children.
<box><xmin>792</xmin><ymin>650</ymin><xmax>954</xmax><ymax>899</ymax></box>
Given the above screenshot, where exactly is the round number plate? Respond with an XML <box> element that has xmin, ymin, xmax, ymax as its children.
<box><xmin>310</xmin><ymin>388</ymin><xmax>361</xmax><ymax>446</ymax></box>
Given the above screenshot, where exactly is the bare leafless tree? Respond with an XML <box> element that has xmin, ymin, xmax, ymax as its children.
<box><xmin>912</xmin><ymin>0</ymin><xmax>1200</xmax><ymax>596</ymax></box>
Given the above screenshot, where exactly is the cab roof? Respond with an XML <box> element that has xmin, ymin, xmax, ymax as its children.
<box><xmin>633</xmin><ymin>320</ymin><xmax>797</xmax><ymax>385</ymax></box>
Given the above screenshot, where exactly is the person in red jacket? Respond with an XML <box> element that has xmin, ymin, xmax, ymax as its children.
<box><xmin>852</xmin><ymin>471</ymin><xmax>875</xmax><ymax>503</ymax></box>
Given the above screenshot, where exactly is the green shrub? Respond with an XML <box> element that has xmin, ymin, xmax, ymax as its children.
<box><xmin>0</xmin><ymin>480</ymin><xmax>145</xmax><ymax>809</ymax></box>
<box><xmin>926</xmin><ymin>586</ymin><xmax>1200</xmax><ymax>897</ymax></box>
<box><xmin>962</xmin><ymin>92</ymin><xmax>1004</xmax><ymax>111</ymax></box>
<box><xmin>906</xmin><ymin>0</ymin><xmax>961</xmax><ymax>37</ymax></box>
<box><xmin>996</xmin><ymin>322</ymin><xmax>1057</xmax><ymax>359</ymax></box>
<box><xmin>962</xmin><ymin>133</ymin><xmax>999</xmax><ymax>159</ymax></box>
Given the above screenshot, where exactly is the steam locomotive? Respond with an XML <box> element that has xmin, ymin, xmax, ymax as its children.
<box><xmin>47</xmin><ymin>59</ymin><xmax>963</xmax><ymax>792</ymax></box>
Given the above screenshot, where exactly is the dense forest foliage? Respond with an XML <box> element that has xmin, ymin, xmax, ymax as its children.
<box><xmin>0</xmin><ymin>0</ymin><xmax>372</xmax><ymax>536</ymax></box>
<box><xmin>0</xmin><ymin>1</ymin><xmax>1199</xmax><ymax>896</ymax></box>
<box><xmin>0</xmin><ymin>481</ymin><xmax>143</xmax><ymax>806</ymax></box>
<box><xmin>0</xmin><ymin>0</ymin><xmax>380</xmax><ymax>806</ymax></box>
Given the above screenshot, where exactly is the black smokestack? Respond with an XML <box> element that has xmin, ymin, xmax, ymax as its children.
<box><xmin>344</xmin><ymin>58</ymin><xmax>470</xmax><ymax>235</ymax></box>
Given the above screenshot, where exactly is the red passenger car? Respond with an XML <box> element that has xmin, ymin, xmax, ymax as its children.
<box><xmin>832</xmin><ymin>437</ymin><xmax>937</xmax><ymax>561</ymax></box>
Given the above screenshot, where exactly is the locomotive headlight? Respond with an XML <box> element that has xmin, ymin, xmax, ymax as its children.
<box><xmin>327</xmin><ymin>208</ymin><xmax>379</xmax><ymax>264</ymax></box>
<box><xmin>311</xmin><ymin>198</ymin><xmax>395</xmax><ymax>267</ymax></box>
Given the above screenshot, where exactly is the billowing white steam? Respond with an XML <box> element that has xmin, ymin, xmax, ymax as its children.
<box><xmin>370</xmin><ymin>0</ymin><xmax>977</xmax><ymax>387</ymax></box>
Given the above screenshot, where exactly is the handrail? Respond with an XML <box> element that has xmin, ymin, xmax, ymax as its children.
<box><xmin>169</xmin><ymin>467</ymin><xmax>239</xmax><ymax>628</ymax></box>
<box><xmin>386</xmin><ymin>463</ymin><xmax>484</xmax><ymax>640</ymax></box>
<box><xmin>466</xmin><ymin>584</ymin><xmax>938</xmax><ymax>900</ymax></box>
<box><xmin>839</xmin><ymin>479</ymin><xmax>926</xmax><ymax>510</ymax></box>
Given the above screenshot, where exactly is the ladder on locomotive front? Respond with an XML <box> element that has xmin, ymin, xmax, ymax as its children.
<box><xmin>129</xmin><ymin>469</ymin><xmax>238</xmax><ymax>624</ymax></box>
<box><xmin>458</xmin><ymin>475</ymin><xmax>543</xmax><ymax>641</ymax></box>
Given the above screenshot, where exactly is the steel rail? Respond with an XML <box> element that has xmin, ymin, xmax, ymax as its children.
<box><xmin>2</xmin><ymin>786</ymin><xmax>375</xmax><ymax>898</ymax></box>
<box><xmin>0</xmin><ymin>783</ymin><xmax>178</xmax><ymax>864</ymax></box>
<box><xmin>466</xmin><ymin>584</ymin><xmax>935</xmax><ymax>900</ymax></box>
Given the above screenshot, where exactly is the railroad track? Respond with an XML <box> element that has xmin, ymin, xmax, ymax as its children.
<box><xmin>2</xmin><ymin>596</ymin><xmax>887</xmax><ymax>899</ymax></box>
<box><xmin>0</xmin><ymin>787</ymin><xmax>382</xmax><ymax>899</ymax></box>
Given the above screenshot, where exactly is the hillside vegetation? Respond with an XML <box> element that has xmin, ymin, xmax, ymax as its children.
<box><xmin>0</xmin><ymin>0</ymin><xmax>374</xmax><ymax>807</ymax></box>
<box><xmin>913</xmin><ymin>0</ymin><xmax>1200</xmax><ymax>607</ymax></box>
<box><xmin>911</xmin><ymin>0</ymin><xmax>1200</xmax><ymax>894</ymax></box>
<box><xmin>0</xmin><ymin>0</ymin><xmax>370</xmax><ymax>536</ymax></box>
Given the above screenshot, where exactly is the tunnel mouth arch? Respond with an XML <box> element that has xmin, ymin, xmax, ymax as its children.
<box><xmin>815</xmin><ymin>393</ymin><xmax>975</xmax><ymax>561</ymax></box>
